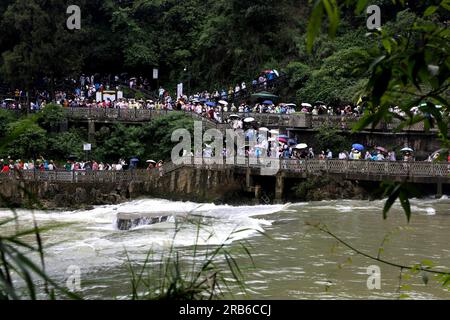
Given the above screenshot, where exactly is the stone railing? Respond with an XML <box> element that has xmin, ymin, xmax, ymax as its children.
<box><xmin>0</xmin><ymin>159</ymin><xmax>448</xmax><ymax>183</ymax></box>
<box><xmin>168</xmin><ymin>158</ymin><xmax>450</xmax><ymax>178</ymax></box>
<box><xmin>62</xmin><ymin>108</ymin><xmax>441</xmax><ymax>132</ymax></box>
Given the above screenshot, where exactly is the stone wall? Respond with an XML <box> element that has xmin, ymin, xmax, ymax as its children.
<box><xmin>0</xmin><ymin>167</ymin><xmax>247</xmax><ymax>210</ymax></box>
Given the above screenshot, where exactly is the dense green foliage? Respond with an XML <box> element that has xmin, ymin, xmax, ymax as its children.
<box><xmin>2</xmin><ymin>0</ymin><xmax>446</xmax><ymax>107</ymax></box>
<box><xmin>315</xmin><ymin>124</ymin><xmax>352</xmax><ymax>155</ymax></box>
<box><xmin>0</xmin><ymin>105</ymin><xmax>194</xmax><ymax>163</ymax></box>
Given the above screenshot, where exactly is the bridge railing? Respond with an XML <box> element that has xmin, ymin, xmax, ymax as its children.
<box><xmin>1</xmin><ymin>160</ymin><xmax>448</xmax><ymax>183</ymax></box>
<box><xmin>62</xmin><ymin>107</ymin><xmax>443</xmax><ymax>132</ymax></box>
<box><xmin>279</xmin><ymin>159</ymin><xmax>449</xmax><ymax>177</ymax></box>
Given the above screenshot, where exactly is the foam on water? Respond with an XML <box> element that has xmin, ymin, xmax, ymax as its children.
<box><xmin>0</xmin><ymin>199</ymin><xmax>288</xmax><ymax>272</ymax></box>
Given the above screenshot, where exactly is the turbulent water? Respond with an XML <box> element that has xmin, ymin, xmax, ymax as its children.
<box><xmin>1</xmin><ymin>197</ymin><xmax>449</xmax><ymax>300</ymax></box>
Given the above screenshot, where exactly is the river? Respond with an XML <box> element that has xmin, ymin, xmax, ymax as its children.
<box><xmin>1</xmin><ymin>197</ymin><xmax>449</xmax><ymax>300</ymax></box>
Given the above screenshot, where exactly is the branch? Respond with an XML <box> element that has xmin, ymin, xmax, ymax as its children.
<box><xmin>306</xmin><ymin>222</ymin><xmax>449</xmax><ymax>276</ymax></box>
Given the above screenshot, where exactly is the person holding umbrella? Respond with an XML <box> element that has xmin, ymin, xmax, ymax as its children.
<box><xmin>401</xmin><ymin>147</ymin><xmax>414</xmax><ymax>162</ymax></box>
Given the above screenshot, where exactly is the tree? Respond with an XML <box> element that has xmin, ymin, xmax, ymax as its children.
<box><xmin>6</xmin><ymin>121</ymin><xmax>47</xmax><ymax>159</ymax></box>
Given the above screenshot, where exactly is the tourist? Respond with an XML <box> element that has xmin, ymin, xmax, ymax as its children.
<box><xmin>319</xmin><ymin>151</ymin><xmax>326</xmax><ymax>160</ymax></box>
<box><xmin>376</xmin><ymin>151</ymin><xmax>385</xmax><ymax>161</ymax></box>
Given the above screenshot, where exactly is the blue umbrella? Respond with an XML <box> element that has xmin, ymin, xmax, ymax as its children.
<box><xmin>278</xmin><ymin>134</ymin><xmax>289</xmax><ymax>139</ymax></box>
<box><xmin>206</xmin><ymin>101</ymin><xmax>216</xmax><ymax>107</ymax></box>
<box><xmin>199</xmin><ymin>98</ymin><xmax>207</xmax><ymax>102</ymax></box>
<box><xmin>288</xmin><ymin>139</ymin><xmax>297</xmax><ymax>146</ymax></box>
<box><xmin>263</xmin><ymin>100</ymin><xmax>273</xmax><ymax>105</ymax></box>
<box><xmin>352</xmin><ymin>144</ymin><xmax>365</xmax><ymax>151</ymax></box>
<box><xmin>130</xmin><ymin>158</ymin><xmax>139</xmax><ymax>163</ymax></box>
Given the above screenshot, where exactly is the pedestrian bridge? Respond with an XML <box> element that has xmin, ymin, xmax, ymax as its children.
<box><xmin>1</xmin><ymin>159</ymin><xmax>448</xmax><ymax>184</ymax></box>
<box><xmin>63</xmin><ymin>108</ymin><xmax>437</xmax><ymax>132</ymax></box>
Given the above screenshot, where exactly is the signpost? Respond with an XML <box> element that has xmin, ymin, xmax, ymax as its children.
<box><xmin>153</xmin><ymin>68</ymin><xmax>160</xmax><ymax>92</ymax></box>
<box><xmin>177</xmin><ymin>83</ymin><xmax>183</xmax><ymax>99</ymax></box>
<box><xmin>84</xmin><ymin>144</ymin><xmax>92</xmax><ymax>161</ymax></box>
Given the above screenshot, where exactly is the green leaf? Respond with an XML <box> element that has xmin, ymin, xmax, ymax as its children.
<box><xmin>383</xmin><ymin>184</ymin><xmax>401</xmax><ymax>220</ymax></box>
<box><xmin>355</xmin><ymin>0</ymin><xmax>369</xmax><ymax>14</ymax></box>
<box><xmin>322</xmin><ymin>0</ymin><xmax>340</xmax><ymax>38</ymax></box>
<box><xmin>306</xmin><ymin>0</ymin><xmax>325</xmax><ymax>53</ymax></box>
<box><xmin>441</xmin><ymin>1</ymin><xmax>450</xmax><ymax>11</ymax></box>
<box><xmin>424</xmin><ymin>6</ymin><xmax>438</xmax><ymax>16</ymax></box>
<box><xmin>398</xmin><ymin>190</ymin><xmax>411</xmax><ymax>222</ymax></box>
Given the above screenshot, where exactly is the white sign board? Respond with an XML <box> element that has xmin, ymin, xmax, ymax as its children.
<box><xmin>177</xmin><ymin>83</ymin><xmax>183</xmax><ymax>99</ymax></box>
<box><xmin>103</xmin><ymin>92</ymin><xmax>117</xmax><ymax>102</ymax></box>
<box><xmin>83</xmin><ymin>144</ymin><xmax>92</xmax><ymax>151</ymax></box>
<box><xmin>153</xmin><ymin>68</ymin><xmax>159</xmax><ymax>80</ymax></box>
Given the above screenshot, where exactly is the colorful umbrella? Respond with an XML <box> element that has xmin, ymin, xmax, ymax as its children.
<box><xmin>376</xmin><ymin>146</ymin><xmax>388</xmax><ymax>154</ymax></box>
<box><xmin>295</xmin><ymin>143</ymin><xmax>308</xmax><ymax>150</ymax></box>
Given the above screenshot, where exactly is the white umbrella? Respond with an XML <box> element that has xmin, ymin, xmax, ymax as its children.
<box><xmin>146</xmin><ymin>160</ymin><xmax>156</xmax><ymax>164</ymax></box>
<box><xmin>259</xmin><ymin>127</ymin><xmax>269</xmax><ymax>132</ymax></box>
<box><xmin>285</xmin><ymin>103</ymin><xmax>297</xmax><ymax>107</ymax></box>
<box><xmin>295</xmin><ymin>143</ymin><xmax>308</xmax><ymax>150</ymax></box>
<box><xmin>228</xmin><ymin>114</ymin><xmax>241</xmax><ymax>119</ymax></box>
<box><xmin>244</xmin><ymin>117</ymin><xmax>255</xmax><ymax>123</ymax></box>
<box><xmin>301</xmin><ymin>103</ymin><xmax>312</xmax><ymax>108</ymax></box>
<box><xmin>273</xmin><ymin>69</ymin><xmax>280</xmax><ymax>77</ymax></box>
<box><xmin>401</xmin><ymin>147</ymin><xmax>414</xmax><ymax>152</ymax></box>
<box><xmin>269</xmin><ymin>129</ymin><xmax>279</xmax><ymax>135</ymax></box>
<box><xmin>268</xmin><ymin>138</ymin><xmax>277</xmax><ymax>142</ymax></box>
<box><xmin>219</xmin><ymin>100</ymin><xmax>228</xmax><ymax>106</ymax></box>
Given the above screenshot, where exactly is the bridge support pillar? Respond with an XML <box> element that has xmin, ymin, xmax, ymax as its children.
<box><xmin>275</xmin><ymin>174</ymin><xmax>284</xmax><ymax>203</ymax></box>
<box><xmin>246</xmin><ymin>168</ymin><xmax>253</xmax><ymax>190</ymax></box>
<box><xmin>254</xmin><ymin>184</ymin><xmax>261</xmax><ymax>202</ymax></box>
<box><xmin>170</xmin><ymin>171</ymin><xmax>176</xmax><ymax>192</ymax></box>
<box><xmin>88</xmin><ymin>120</ymin><xmax>96</xmax><ymax>143</ymax></box>
<box><xmin>436</xmin><ymin>180</ymin><xmax>443</xmax><ymax>199</ymax></box>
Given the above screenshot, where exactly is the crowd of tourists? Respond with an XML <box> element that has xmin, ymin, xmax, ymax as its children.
<box><xmin>0</xmin><ymin>157</ymin><xmax>165</xmax><ymax>173</ymax></box>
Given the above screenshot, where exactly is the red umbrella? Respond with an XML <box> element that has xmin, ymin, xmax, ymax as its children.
<box><xmin>278</xmin><ymin>137</ymin><xmax>288</xmax><ymax>143</ymax></box>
